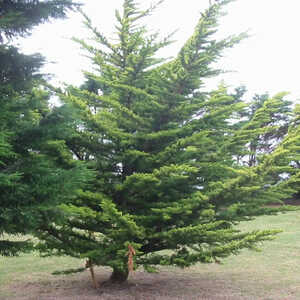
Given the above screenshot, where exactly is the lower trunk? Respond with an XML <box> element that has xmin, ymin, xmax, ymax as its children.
<box><xmin>110</xmin><ymin>267</ymin><xmax>129</xmax><ymax>283</ymax></box>
<box><xmin>89</xmin><ymin>264</ymin><xmax>98</xmax><ymax>288</ymax></box>
<box><xmin>86</xmin><ymin>259</ymin><xmax>99</xmax><ymax>288</ymax></box>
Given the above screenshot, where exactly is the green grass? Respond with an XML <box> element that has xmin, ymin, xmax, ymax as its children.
<box><xmin>1</xmin><ymin>211</ymin><xmax>300</xmax><ymax>299</ymax></box>
<box><xmin>0</xmin><ymin>252</ymin><xmax>81</xmax><ymax>284</ymax></box>
<box><xmin>187</xmin><ymin>211</ymin><xmax>300</xmax><ymax>299</ymax></box>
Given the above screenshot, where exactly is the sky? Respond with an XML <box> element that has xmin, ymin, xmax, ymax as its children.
<box><xmin>19</xmin><ymin>0</ymin><xmax>300</xmax><ymax>102</ymax></box>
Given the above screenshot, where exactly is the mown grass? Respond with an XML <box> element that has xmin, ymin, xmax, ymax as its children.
<box><xmin>187</xmin><ymin>211</ymin><xmax>300</xmax><ymax>299</ymax></box>
<box><xmin>1</xmin><ymin>211</ymin><xmax>300</xmax><ymax>299</ymax></box>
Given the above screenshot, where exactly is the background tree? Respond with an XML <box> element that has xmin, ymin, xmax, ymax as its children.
<box><xmin>36</xmin><ymin>0</ymin><xmax>299</xmax><ymax>283</ymax></box>
<box><xmin>232</xmin><ymin>90</ymin><xmax>293</xmax><ymax>166</ymax></box>
<box><xmin>0</xmin><ymin>0</ymin><xmax>91</xmax><ymax>256</ymax></box>
<box><xmin>281</xmin><ymin>104</ymin><xmax>300</xmax><ymax>200</ymax></box>
<box><xmin>0</xmin><ymin>0</ymin><xmax>79</xmax><ymax>41</ymax></box>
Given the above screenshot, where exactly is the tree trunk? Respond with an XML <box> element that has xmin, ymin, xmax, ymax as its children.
<box><xmin>89</xmin><ymin>264</ymin><xmax>99</xmax><ymax>288</ymax></box>
<box><xmin>110</xmin><ymin>267</ymin><xmax>129</xmax><ymax>283</ymax></box>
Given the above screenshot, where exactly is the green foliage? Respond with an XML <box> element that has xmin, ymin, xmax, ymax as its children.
<box><xmin>232</xmin><ymin>91</ymin><xmax>293</xmax><ymax>166</ymax></box>
<box><xmin>0</xmin><ymin>87</ymin><xmax>94</xmax><ymax>256</ymax></box>
<box><xmin>0</xmin><ymin>45</ymin><xmax>44</xmax><ymax>94</ymax></box>
<box><xmin>0</xmin><ymin>0</ymin><xmax>79</xmax><ymax>41</ymax></box>
<box><xmin>0</xmin><ymin>0</ymin><xmax>92</xmax><ymax>256</ymax></box>
<box><xmin>52</xmin><ymin>267</ymin><xmax>86</xmax><ymax>275</ymax></box>
<box><xmin>35</xmin><ymin>0</ymin><xmax>300</xmax><ymax>283</ymax></box>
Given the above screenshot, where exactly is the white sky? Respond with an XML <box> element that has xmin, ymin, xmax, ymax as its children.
<box><xmin>19</xmin><ymin>0</ymin><xmax>300</xmax><ymax>102</ymax></box>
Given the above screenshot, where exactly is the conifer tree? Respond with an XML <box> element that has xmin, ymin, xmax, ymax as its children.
<box><xmin>0</xmin><ymin>0</ymin><xmax>78</xmax><ymax>41</ymax></box>
<box><xmin>278</xmin><ymin>104</ymin><xmax>300</xmax><ymax>199</ymax></box>
<box><xmin>0</xmin><ymin>0</ymin><xmax>90</xmax><ymax>256</ymax></box>
<box><xmin>233</xmin><ymin>92</ymin><xmax>293</xmax><ymax>166</ymax></box>
<box><xmin>36</xmin><ymin>0</ymin><xmax>299</xmax><ymax>283</ymax></box>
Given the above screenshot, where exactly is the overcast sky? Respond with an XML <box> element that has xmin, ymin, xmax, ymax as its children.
<box><xmin>19</xmin><ymin>0</ymin><xmax>300</xmax><ymax>102</ymax></box>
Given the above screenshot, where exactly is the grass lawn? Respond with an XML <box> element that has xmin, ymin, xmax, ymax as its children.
<box><xmin>1</xmin><ymin>211</ymin><xmax>300</xmax><ymax>299</ymax></box>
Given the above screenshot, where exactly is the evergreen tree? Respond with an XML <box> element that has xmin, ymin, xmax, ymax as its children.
<box><xmin>36</xmin><ymin>0</ymin><xmax>299</xmax><ymax>283</ymax></box>
<box><xmin>233</xmin><ymin>91</ymin><xmax>293</xmax><ymax>166</ymax></box>
<box><xmin>0</xmin><ymin>0</ymin><xmax>90</xmax><ymax>256</ymax></box>
<box><xmin>0</xmin><ymin>87</ymin><xmax>93</xmax><ymax>256</ymax></box>
<box><xmin>280</xmin><ymin>104</ymin><xmax>300</xmax><ymax>200</ymax></box>
<box><xmin>0</xmin><ymin>0</ymin><xmax>78</xmax><ymax>41</ymax></box>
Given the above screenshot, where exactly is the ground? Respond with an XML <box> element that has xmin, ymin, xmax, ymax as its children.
<box><xmin>1</xmin><ymin>211</ymin><xmax>300</xmax><ymax>299</ymax></box>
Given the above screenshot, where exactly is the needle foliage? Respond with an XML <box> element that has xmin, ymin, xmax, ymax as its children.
<box><xmin>35</xmin><ymin>0</ymin><xmax>300</xmax><ymax>282</ymax></box>
<box><xmin>0</xmin><ymin>0</ymin><xmax>91</xmax><ymax>256</ymax></box>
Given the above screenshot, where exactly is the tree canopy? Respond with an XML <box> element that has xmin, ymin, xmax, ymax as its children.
<box><xmin>0</xmin><ymin>0</ymin><xmax>79</xmax><ymax>41</ymax></box>
<box><xmin>0</xmin><ymin>0</ymin><xmax>91</xmax><ymax>256</ymax></box>
<box><xmin>34</xmin><ymin>0</ymin><xmax>300</xmax><ymax>283</ymax></box>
